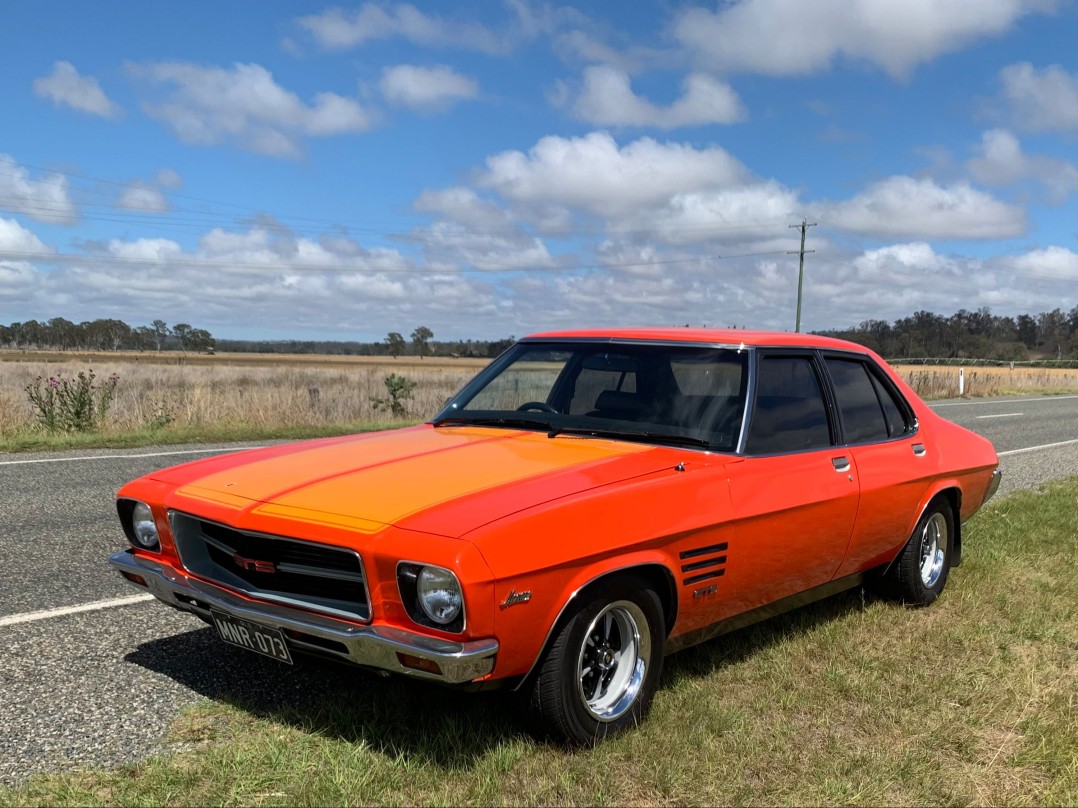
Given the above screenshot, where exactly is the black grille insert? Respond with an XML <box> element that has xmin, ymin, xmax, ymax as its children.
<box><xmin>170</xmin><ymin>512</ymin><xmax>370</xmax><ymax>621</ymax></box>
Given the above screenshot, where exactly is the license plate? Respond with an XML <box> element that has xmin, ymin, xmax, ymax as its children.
<box><xmin>211</xmin><ymin>610</ymin><xmax>293</xmax><ymax>664</ymax></box>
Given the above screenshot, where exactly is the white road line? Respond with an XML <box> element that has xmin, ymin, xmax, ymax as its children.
<box><xmin>999</xmin><ymin>438</ymin><xmax>1078</xmax><ymax>457</ymax></box>
<box><xmin>0</xmin><ymin>446</ymin><xmax>258</xmax><ymax>467</ymax></box>
<box><xmin>931</xmin><ymin>394</ymin><xmax>1078</xmax><ymax>408</ymax></box>
<box><xmin>0</xmin><ymin>594</ymin><xmax>154</xmax><ymax>628</ymax></box>
<box><xmin>976</xmin><ymin>413</ymin><xmax>1023</xmax><ymax>419</ymax></box>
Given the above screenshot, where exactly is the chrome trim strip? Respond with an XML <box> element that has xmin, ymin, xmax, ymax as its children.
<box><xmin>110</xmin><ymin>550</ymin><xmax>497</xmax><ymax>684</ymax></box>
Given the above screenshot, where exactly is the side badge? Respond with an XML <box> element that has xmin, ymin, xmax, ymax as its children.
<box><xmin>500</xmin><ymin>589</ymin><xmax>532</xmax><ymax>609</ymax></box>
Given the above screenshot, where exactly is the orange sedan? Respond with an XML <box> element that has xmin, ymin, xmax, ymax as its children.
<box><xmin>110</xmin><ymin>329</ymin><xmax>1001</xmax><ymax>744</ymax></box>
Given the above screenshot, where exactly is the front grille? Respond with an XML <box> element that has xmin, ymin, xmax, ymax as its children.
<box><xmin>170</xmin><ymin>512</ymin><xmax>370</xmax><ymax>621</ymax></box>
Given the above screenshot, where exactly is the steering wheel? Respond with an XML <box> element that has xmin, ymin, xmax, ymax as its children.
<box><xmin>517</xmin><ymin>401</ymin><xmax>558</xmax><ymax>413</ymax></box>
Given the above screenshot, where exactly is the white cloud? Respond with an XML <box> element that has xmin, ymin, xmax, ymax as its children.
<box><xmin>117</xmin><ymin>183</ymin><xmax>169</xmax><ymax>213</ymax></box>
<box><xmin>0</xmin><ymin>154</ymin><xmax>77</xmax><ymax>225</ymax></box>
<box><xmin>571</xmin><ymin>66</ymin><xmax>745</xmax><ymax>129</ymax></box>
<box><xmin>32</xmin><ymin>61</ymin><xmax>121</xmax><ymax>118</ymax></box>
<box><xmin>637</xmin><ymin>183</ymin><xmax>801</xmax><ymax>244</ymax></box>
<box><xmin>380</xmin><ymin>64</ymin><xmax>478</xmax><ymax>112</ymax></box>
<box><xmin>1006</xmin><ymin>246</ymin><xmax>1078</xmax><ymax>279</ymax></box>
<box><xmin>0</xmin><ymin>216</ymin><xmax>54</xmax><ymax>255</ymax></box>
<box><xmin>817</xmin><ymin>176</ymin><xmax>1026</xmax><ymax>239</ymax></box>
<box><xmin>478</xmin><ymin>132</ymin><xmax>749</xmax><ymax>220</ymax></box>
<box><xmin>130</xmin><ymin>61</ymin><xmax>374</xmax><ymax>157</ymax></box>
<box><xmin>298</xmin><ymin>3</ymin><xmax>508</xmax><ymax>54</ymax></box>
<box><xmin>967</xmin><ymin>129</ymin><xmax>1078</xmax><ymax>201</ymax></box>
<box><xmin>154</xmin><ymin>169</ymin><xmax>182</xmax><ymax>189</ymax></box>
<box><xmin>996</xmin><ymin>62</ymin><xmax>1078</xmax><ymax>132</ymax></box>
<box><xmin>673</xmin><ymin>0</ymin><xmax>1055</xmax><ymax>79</ymax></box>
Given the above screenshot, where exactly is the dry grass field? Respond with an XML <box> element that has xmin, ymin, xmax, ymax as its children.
<box><xmin>894</xmin><ymin>364</ymin><xmax>1078</xmax><ymax>398</ymax></box>
<box><xmin>2</xmin><ymin>351</ymin><xmax>1077</xmax><ymax>444</ymax></box>
<box><xmin>0</xmin><ymin>353</ymin><xmax>480</xmax><ymax>439</ymax></box>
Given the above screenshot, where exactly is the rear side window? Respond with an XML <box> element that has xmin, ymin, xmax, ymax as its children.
<box><xmin>826</xmin><ymin>358</ymin><xmax>889</xmax><ymax>443</ymax></box>
<box><xmin>746</xmin><ymin>356</ymin><xmax>832</xmax><ymax>454</ymax></box>
<box><xmin>826</xmin><ymin>357</ymin><xmax>914</xmax><ymax>442</ymax></box>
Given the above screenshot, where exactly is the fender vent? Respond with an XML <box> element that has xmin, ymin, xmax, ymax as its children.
<box><xmin>679</xmin><ymin>542</ymin><xmax>728</xmax><ymax>585</ymax></box>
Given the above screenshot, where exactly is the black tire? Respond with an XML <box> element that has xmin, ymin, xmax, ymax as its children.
<box><xmin>529</xmin><ymin>577</ymin><xmax>664</xmax><ymax>746</ymax></box>
<box><xmin>883</xmin><ymin>498</ymin><xmax>955</xmax><ymax>606</ymax></box>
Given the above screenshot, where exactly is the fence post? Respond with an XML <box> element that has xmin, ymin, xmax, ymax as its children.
<box><xmin>958</xmin><ymin>368</ymin><xmax>965</xmax><ymax>397</ymax></box>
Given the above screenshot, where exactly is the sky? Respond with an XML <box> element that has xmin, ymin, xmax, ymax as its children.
<box><xmin>1</xmin><ymin>0</ymin><xmax>1077</xmax><ymax>342</ymax></box>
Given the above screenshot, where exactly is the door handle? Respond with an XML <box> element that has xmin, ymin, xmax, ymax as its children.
<box><xmin>832</xmin><ymin>456</ymin><xmax>850</xmax><ymax>472</ymax></box>
<box><xmin>912</xmin><ymin>443</ymin><xmax>926</xmax><ymax>456</ymax></box>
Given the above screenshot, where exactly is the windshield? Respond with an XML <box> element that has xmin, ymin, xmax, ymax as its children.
<box><xmin>432</xmin><ymin>341</ymin><xmax>748</xmax><ymax>452</ymax></box>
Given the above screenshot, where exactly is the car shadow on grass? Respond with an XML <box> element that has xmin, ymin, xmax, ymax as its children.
<box><xmin>126</xmin><ymin>587</ymin><xmax>879</xmax><ymax>766</ymax></box>
<box><xmin>124</xmin><ymin>620</ymin><xmax>528</xmax><ymax>770</ymax></box>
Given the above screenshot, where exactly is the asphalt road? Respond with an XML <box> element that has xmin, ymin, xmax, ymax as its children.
<box><xmin>1</xmin><ymin>398</ymin><xmax>1076</xmax><ymax>785</ymax></box>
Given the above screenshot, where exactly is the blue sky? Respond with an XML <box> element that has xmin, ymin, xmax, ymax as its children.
<box><xmin>1</xmin><ymin>0</ymin><xmax>1077</xmax><ymax>341</ymax></box>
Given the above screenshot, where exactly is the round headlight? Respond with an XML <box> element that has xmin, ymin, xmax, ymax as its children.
<box><xmin>131</xmin><ymin>501</ymin><xmax>160</xmax><ymax>549</ymax></box>
<box><xmin>416</xmin><ymin>566</ymin><xmax>463</xmax><ymax>625</ymax></box>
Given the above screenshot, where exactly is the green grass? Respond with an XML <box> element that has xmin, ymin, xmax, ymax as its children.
<box><xmin>3</xmin><ymin>480</ymin><xmax>1076</xmax><ymax>807</ymax></box>
<box><xmin>0</xmin><ymin>421</ymin><xmax>421</xmax><ymax>453</ymax></box>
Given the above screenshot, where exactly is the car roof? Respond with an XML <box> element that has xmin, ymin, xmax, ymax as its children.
<box><xmin>521</xmin><ymin>327</ymin><xmax>870</xmax><ymax>353</ymax></box>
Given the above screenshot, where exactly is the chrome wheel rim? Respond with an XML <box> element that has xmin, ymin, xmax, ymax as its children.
<box><xmin>919</xmin><ymin>512</ymin><xmax>947</xmax><ymax>588</ymax></box>
<box><xmin>575</xmin><ymin>601</ymin><xmax>650</xmax><ymax>722</ymax></box>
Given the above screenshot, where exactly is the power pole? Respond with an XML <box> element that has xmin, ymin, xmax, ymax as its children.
<box><xmin>788</xmin><ymin>220</ymin><xmax>816</xmax><ymax>333</ymax></box>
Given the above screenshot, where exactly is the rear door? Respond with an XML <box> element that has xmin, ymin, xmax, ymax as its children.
<box><xmin>718</xmin><ymin>352</ymin><xmax>860</xmax><ymax>620</ymax></box>
<box><xmin>821</xmin><ymin>354</ymin><xmax>930</xmax><ymax>577</ymax></box>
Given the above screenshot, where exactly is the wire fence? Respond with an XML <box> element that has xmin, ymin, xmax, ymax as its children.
<box><xmin>888</xmin><ymin>357</ymin><xmax>1078</xmax><ymax>369</ymax></box>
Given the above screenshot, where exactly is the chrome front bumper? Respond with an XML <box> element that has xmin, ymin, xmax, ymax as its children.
<box><xmin>109</xmin><ymin>550</ymin><xmax>498</xmax><ymax>684</ymax></box>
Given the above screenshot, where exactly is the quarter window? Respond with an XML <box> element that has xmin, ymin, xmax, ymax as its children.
<box><xmin>746</xmin><ymin>356</ymin><xmax>832</xmax><ymax>454</ymax></box>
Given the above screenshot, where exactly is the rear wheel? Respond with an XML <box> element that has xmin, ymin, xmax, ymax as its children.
<box><xmin>884</xmin><ymin>499</ymin><xmax>954</xmax><ymax>606</ymax></box>
<box><xmin>529</xmin><ymin>578</ymin><xmax>664</xmax><ymax>745</ymax></box>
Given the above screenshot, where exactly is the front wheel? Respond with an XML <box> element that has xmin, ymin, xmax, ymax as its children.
<box><xmin>883</xmin><ymin>499</ymin><xmax>955</xmax><ymax>606</ymax></box>
<box><xmin>529</xmin><ymin>579</ymin><xmax>664</xmax><ymax>745</ymax></box>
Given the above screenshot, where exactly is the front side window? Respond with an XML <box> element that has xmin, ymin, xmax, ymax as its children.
<box><xmin>746</xmin><ymin>355</ymin><xmax>832</xmax><ymax>454</ymax></box>
<box><xmin>434</xmin><ymin>342</ymin><xmax>748</xmax><ymax>452</ymax></box>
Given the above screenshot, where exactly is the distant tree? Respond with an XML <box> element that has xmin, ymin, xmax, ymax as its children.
<box><xmin>1037</xmin><ymin>309</ymin><xmax>1069</xmax><ymax>358</ymax></box>
<box><xmin>151</xmin><ymin>320</ymin><xmax>170</xmax><ymax>352</ymax></box>
<box><xmin>134</xmin><ymin>326</ymin><xmax>154</xmax><ymax>352</ymax></box>
<box><xmin>48</xmin><ymin>317</ymin><xmax>78</xmax><ymax>350</ymax></box>
<box><xmin>1016</xmin><ymin>314</ymin><xmax>1037</xmax><ymax>349</ymax></box>
<box><xmin>411</xmin><ymin>325</ymin><xmax>433</xmax><ymax>359</ymax></box>
<box><xmin>187</xmin><ymin>328</ymin><xmax>215</xmax><ymax>353</ymax></box>
<box><xmin>172</xmin><ymin>322</ymin><xmax>192</xmax><ymax>352</ymax></box>
<box><xmin>385</xmin><ymin>331</ymin><xmax>406</xmax><ymax>358</ymax></box>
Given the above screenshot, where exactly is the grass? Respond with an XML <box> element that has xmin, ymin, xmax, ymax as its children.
<box><xmin>2</xmin><ymin>479</ymin><xmax>1075</xmax><ymax>806</ymax></box>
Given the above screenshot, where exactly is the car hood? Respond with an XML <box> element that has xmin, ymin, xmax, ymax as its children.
<box><xmin>151</xmin><ymin>425</ymin><xmax>678</xmax><ymax>538</ymax></box>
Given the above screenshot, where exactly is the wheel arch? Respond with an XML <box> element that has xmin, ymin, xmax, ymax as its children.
<box><xmin>885</xmin><ymin>485</ymin><xmax>963</xmax><ymax>576</ymax></box>
<box><xmin>511</xmin><ymin>560</ymin><xmax>678</xmax><ymax>692</ymax></box>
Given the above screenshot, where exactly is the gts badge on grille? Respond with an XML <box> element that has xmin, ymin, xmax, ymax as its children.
<box><xmin>232</xmin><ymin>552</ymin><xmax>276</xmax><ymax>574</ymax></box>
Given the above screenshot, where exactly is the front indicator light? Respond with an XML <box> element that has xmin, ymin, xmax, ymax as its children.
<box><xmin>396</xmin><ymin>652</ymin><xmax>443</xmax><ymax>675</ymax></box>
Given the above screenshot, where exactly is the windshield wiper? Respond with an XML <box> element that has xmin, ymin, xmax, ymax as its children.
<box><xmin>547</xmin><ymin>426</ymin><xmax>713</xmax><ymax>450</ymax></box>
<box><xmin>432</xmin><ymin>415</ymin><xmax>554</xmax><ymax>433</ymax></box>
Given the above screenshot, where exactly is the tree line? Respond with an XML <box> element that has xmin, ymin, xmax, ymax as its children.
<box><xmin>0</xmin><ymin>318</ymin><xmax>215</xmax><ymax>353</ymax></box>
<box><xmin>818</xmin><ymin>306</ymin><xmax>1078</xmax><ymax>361</ymax></box>
<box><xmin>3</xmin><ymin>307</ymin><xmax>1076</xmax><ymax>360</ymax></box>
